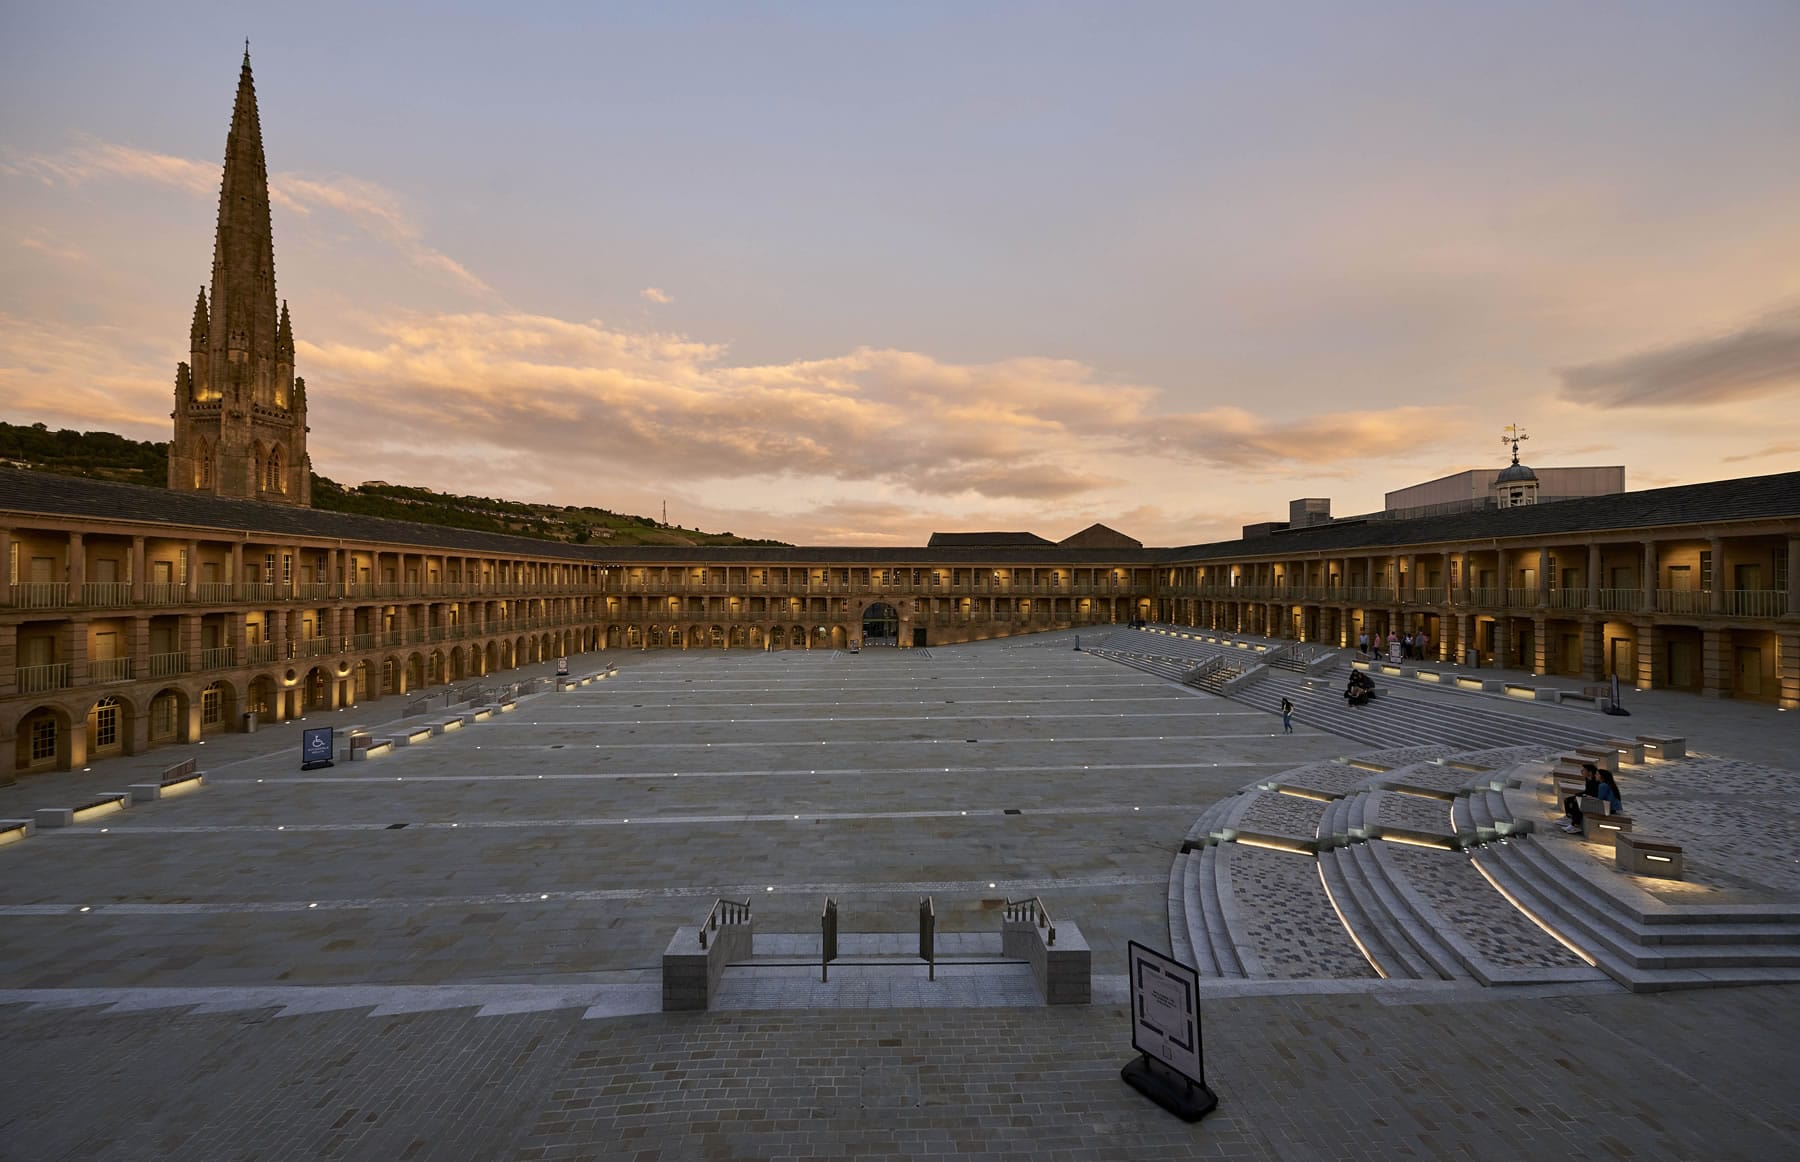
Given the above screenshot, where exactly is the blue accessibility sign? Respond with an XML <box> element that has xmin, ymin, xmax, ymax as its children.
<box><xmin>301</xmin><ymin>726</ymin><xmax>335</xmax><ymax>770</ymax></box>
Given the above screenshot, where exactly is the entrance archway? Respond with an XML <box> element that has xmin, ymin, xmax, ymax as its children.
<box><xmin>861</xmin><ymin>602</ymin><xmax>899</xmax><ymax>647</ymax></box>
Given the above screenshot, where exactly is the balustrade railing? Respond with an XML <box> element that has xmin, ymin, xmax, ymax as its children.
<box><xmin>18</xmin><ymin>662</ymin><xmax>72</xmax><ymax>693</ymax></box>
<box><xmin>143</xmin><ymin>582</ymin><xmax>186</xmax><ymax>605</ymax></box>
<box><xmin>245</xmin><ymin>642</ymin><xmax>278</xmax><ymax>664</ymax></box>
<box><xmin>1597</xmin><ymin>588</ymin><xmax>1642</xmax><ymax>612</ymax></box>
<box><xmin>1656</xmin><ymin>589</ymin><xmax>1711</xmax><ymax>615</ymax></box>
<box><xmin>81</xmin><ymin>582</ymin><xmax>133</xmax><ymax>607</ymax></box>
<box><xmin>90</xmin><ymin>657</ymin><xmax>134</xmax><ymax>682</ymax></box>
<box><xmin>196</xmin><ymin>581</ymin><xmax>234</xmax><ymax>603</ymax></box>
<box><xmin>13</xmin><ymin>582</ymin><xmax>67</xmax><ymax>609</ymax></box>
<box><xmin>147</xmin><ymin>651</ymin><xmax>188</xmax><ymax>677</ymax></box>
<box><xmin>1724</xmin><ymin>589</ymin><xmax>1787</xmax><ymax>617</ymax></box>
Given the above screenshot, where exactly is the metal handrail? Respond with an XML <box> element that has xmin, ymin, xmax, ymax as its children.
<box><xmin>1005</xmin><ymin>896</ymin><xmax>1056</xmax><ymax>946</ymax></box>
<box><xmin>697</xmin><ymin>897</ymin><xmax>753</xmax><ymax>950</ymax></box>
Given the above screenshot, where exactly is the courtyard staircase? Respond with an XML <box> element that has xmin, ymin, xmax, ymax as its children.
<box><xmin>1169</xmin><ymin>747</ymin><xmax>1800</xmax><ymax>993</ymax></box>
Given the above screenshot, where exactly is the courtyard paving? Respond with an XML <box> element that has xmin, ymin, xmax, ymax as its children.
<box><xmin>2</xmin><ymin>630</ymin><xmax>1798</xmax><ymax>1159</ymax></box>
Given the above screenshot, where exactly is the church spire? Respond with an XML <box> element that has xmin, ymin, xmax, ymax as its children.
<box><xmin>171</xmin><ymin>50</ymin><xmax>309</xmax><ymax>505</ymax></box>
<box><xmin>209</xmin><ymin>46</ymin><xmax>276</xmax><ymax>368</ymax></box>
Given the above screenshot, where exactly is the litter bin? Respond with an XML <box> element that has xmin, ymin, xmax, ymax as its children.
<box><xmin>241</xmin><ymin>711</ymin><xmax>258</xmax><ymax>734</ymax></box>
<box><xmin>1465</xmin><ymin>649</ymin><xmax>1478</xmax><ymax>669</ymax></box>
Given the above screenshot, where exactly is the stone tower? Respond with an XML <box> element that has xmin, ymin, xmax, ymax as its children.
<box><xmin>168</xmin><ymin>48</ymin><xmax>310</xmax><ymax>505</ymax></box>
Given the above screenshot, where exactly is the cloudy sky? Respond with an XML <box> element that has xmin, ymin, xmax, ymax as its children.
<box><xmin>3</xmin><ymin>1</ymin><xmax>1798</xmax><ymax>546</ymax></box>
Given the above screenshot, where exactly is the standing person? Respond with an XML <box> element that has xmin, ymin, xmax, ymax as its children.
<box><xmin>1416</xmin><ymin>628</ymin><xmax>1430</xmax><ymax>662</ymax></box>
<box><xmin>1358</xmin><ymin>630</ymin><xmax>1370</xmax><ymax>657</ymax></box>
<box><xmin>1280</xmin><ymin>696</ymin><xmax>1294</xmax><ymax>733</ymax></box>
<box><xmin>1373</xmin><ymin>630</ymin><xmax>1386</xmax><ymax>658</ymax></box>
<box><xmin>1401</xmin><ymin>631</ymin><xmax>1414</xmax><ymax>660</ymax></box>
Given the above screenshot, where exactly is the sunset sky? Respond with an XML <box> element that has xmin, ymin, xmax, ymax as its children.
<box><xmin>3</xmin><ymin>1</ymin><xmax>1798</xmax><ymax>546</ymax></box>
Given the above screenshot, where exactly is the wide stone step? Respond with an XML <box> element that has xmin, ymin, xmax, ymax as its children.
<box><xmin>1167</xmin><ymin>851</ymin><xmax>1195</xmax><ymax>969</ymax></box>
<box><xmin>1319</xmin><ymin>846</ymin><xmax>1436</xmax><ymax>979</ymax></box>
<box><xmin>1351</xmin><ymin>841</ymin><xmax>1467</xmax><ymax>981</ymax></box>
<box><xmin>1194</xmin><ymin>844</ymin><xmax>1244</xmax><ymax>977</ymax></box>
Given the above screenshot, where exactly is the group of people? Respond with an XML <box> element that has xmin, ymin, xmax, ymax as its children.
<box><xmin>1358</xmin><ymin>629</ymin><xmax>1430</xmax><ymax>661</ymax></box>
<box><xmin>1342</xmin><ymin>670</ymin><xmax>1376</xmax><ymax>706</ymax></box>
<box><xmin>1559</xmin><ymin>761</ymin><xmax>1624</xmax><ymax>833</ymax></box>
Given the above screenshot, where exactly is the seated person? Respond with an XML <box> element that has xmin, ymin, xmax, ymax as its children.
<box><xmin>1594</xmin><ymin>769</ymin><xmax>1623</xmax><ymax>815</ymax></box>
<box><xmin>1558</xmin><ymin>762</ymin><xmax>1601</xmax><ymax>833</ymax></box>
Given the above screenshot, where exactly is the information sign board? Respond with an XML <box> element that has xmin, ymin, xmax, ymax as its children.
<box><xmin>301</xmin><ymin>726</ymin><xmax>335</xmax><ymax>770</ymax></box>
<box><xmin>1127</xmin><ymin>941</ymin><xmax>1202</xmax><ymax>1085</ymax></box>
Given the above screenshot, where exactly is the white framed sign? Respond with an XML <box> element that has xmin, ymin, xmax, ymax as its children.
<box><xmin>1127</xmin><ymin>941</ymin><xmax>1202</xmax><ymax>1085</ymax></box>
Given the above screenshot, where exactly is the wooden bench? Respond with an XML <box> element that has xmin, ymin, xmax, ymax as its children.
<box><xmin>1615</xmin><ymin>833</ymin><xmax>1683</xmax><ymax>878</ymax></box>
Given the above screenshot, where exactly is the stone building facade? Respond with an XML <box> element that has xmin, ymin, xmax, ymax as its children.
<box><xmin>1</xmin><ymin>54</ymin><xmax>1795</xmax><ymax>776</ymax></box>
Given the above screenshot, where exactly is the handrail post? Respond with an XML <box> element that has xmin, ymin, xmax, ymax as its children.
<box><xmin>821</xmin><ymin>897</ymin><xmax>837</xmax><ymax>982</ymax></box>
<box><xmin>919</xmin><ymin>895</ymin><xmax>935</xmax><ymax>982</ymax></box>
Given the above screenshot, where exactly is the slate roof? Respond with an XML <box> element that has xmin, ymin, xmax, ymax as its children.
<box><xmin>5</xmin><ymin>466</ymin><xmax>1796</xmax><ymax>568</ymax></box>
<box><xmin>926</xmin><ymin>531</ymin><xmax>1055</xmax><ymax>547</ymax></box>
<box><xmin>1151</xmin><ymin>470</ymin><xmax>1800</xmax><ymax>563</ymax></box>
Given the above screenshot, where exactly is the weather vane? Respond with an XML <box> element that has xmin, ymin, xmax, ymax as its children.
<box><xmin>1500</xmin><ymin>423</ymin><xmax>1529</xmax><ymax>465</ymax></box>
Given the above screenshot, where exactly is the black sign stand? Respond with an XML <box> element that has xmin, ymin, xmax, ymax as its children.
<box><xmin>1121</xmin><ymin>940</ymin><xmax>1218</xmax><ymax>1122</ymax></box>
<box><xmin>1121</xmin><ymin>1052</ymin><xmax>1217</xmax><ymax>1123</ymax></box>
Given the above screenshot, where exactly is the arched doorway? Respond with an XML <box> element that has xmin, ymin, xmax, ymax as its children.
<box><xmin>861</xmin><ymin>602</ymin><xmax>899</xmax><ymax>647</ymax></box>
<box><xmin>148</xmin><ymin>687</ymin><xmax>190</xmax><ymax>744</ymax></box>
<box><xmin>13</xmin><ymin>705</ymin><xmax>73</xmax><ymax>773</ymax></box>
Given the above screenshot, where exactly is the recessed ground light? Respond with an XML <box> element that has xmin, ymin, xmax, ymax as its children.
<box><xmin>278</xmin><ymin>826</ymin><xmax>285</xmax><ymax>830</ymax></box>
<box><xmin>540</xmin><ymin>894</ymin><xmax>549</xmax><ymax>900</ymax></box>
<box><xmin>79</xmin><ymin>906</ymin><xmax>91</xmax><ymax>913</ymax></box>
<box><xmin>766</xmin><ymin>885</ymin><xmax>774</xmax><ymax>892</ymax></box>
<box><xmin>83</xmin><ymin>767</ymin><xmax>91</xmax><ymax>772</ymax></box>
<box><xmin>988</xmin><ymin>882</ymin><xmax>997</xmax><ymax>889</ymax></box>
<box><xmin>308</xmin><ymin>902</ymin><xmax>318</xmax><ymax>908</ymax></box>
<box><xmin>99</xmin><ymin>828</ymin><xmax>109</xmax><ymax>833</ymax></box>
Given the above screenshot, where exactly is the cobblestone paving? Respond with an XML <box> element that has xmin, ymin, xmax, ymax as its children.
<box><xmin>1380</xmin><ymin>761</ymin><xmax>1481</xmax><ymax>793</ymax></box>
<box><xmin>1268</xmin><ymin>761</ymin><xmax>1367</xmax><ymax>798</ymax></box>
<box><xmin>1454</xmin><ymin>744</ymin><xmax>1561</xmax><ymax>768</ymax></box>
<box><xmin>1587</xmin><ymin>757</ymin><xmax>1800</xmax><ymax>897</ymax></box>
<box><xmin>1350</xmin><ymin>744</ymin><xmax>1457</xmax><ymax>769</ymax></box>
<box><xmin>1383</xmin><ymin>845</ymin><xmax>1588</xmax><ymax>970</ymax></box>
<box><xmin>1374</xmin><ymin>790</ymin><xmax>1458</xmax><ymax>834</ymax></box>
<box><xmin>1233</xmin><ymin>792</ymin><xmax>1326</xmax><ymax>841</ymax></box>
<box><xmin>1221</xmin><ymin>846</ymin><xmax>1375</xmax><ymax>980</ymax></box>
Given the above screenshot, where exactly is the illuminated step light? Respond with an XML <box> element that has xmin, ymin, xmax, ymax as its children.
<box><xmin>1646</xmin><ymin>854</ymin><xmax>1674</xmax><ymax>863</ymax></box>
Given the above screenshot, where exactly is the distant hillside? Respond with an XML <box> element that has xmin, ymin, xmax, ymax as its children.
<box><xmin>0</xmin><ymin>420</ymin><xmax>789</xmax><ymax>548</ymax></box>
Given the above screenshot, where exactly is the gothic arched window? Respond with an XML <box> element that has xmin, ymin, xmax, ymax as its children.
<box><xmin>265</xmin><ymin>445</ymin><xmax>284</xmax><ymax>493</ymax></box>
<box><xmin>196</xmin><ymin>439</ymin><xmax>214</xmax><ymax>488</ymax></box>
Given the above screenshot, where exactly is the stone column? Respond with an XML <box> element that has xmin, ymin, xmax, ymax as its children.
<box><xmin>63</xmin><ymin>617</ymin><xmax>89</xmax><ymax>687</ymax></box>
<box><xmin>130</xmin><ymin>536</ymin><xmax>146</xmax><ymax>602</ymax></box>
<box><xmin>1779</xmin><ymin>631</ymin><xmax>1799</xmax><ymax>710</ymax></box>
<box><xmin>1581</xmin><ymin>618</ymin><xmax>1602</xmax><ymax>682</ymax></box>
<box><xmin>181</xmin><ymin>613</ymin><xmax>204</xmax><ymax>671</ymax></box>
<box><xmin>1494</xmin><ymin>547</ymin><xmax>1508</xmax><ymax>607</ymax></box>
<box><xmin>1642</xmin><ymin>540</ymin><xmax>1658</xmax><ymax>613</ymax></box>
<box><xmin>1702</xmin><ymin>627</ymin><xmax>1729</xmax><ymax>698</ymax></box>
<box><xmin>67</xmin><ymin>531</ymin><xmax>85</xmax><ymax>604</ymax></box>
<box><xmin>0</xmin><ymin>526</ymin><xmax>11</xmax><ymax>607</ymax></box>
<box><xmin>1492</xmin><ymin>616</ymin><xmax>1510</xmax><ymax>670</ymax></box>
<box><xmin>230</xmin><ymin>542</ymin><xmax>245</xmax><ymax>598</ymax></box>
<box><xmin>1587</xmin><ymin>542</ymin><xmax>1601</xmax><ymax>610</ymax></box>
<box><xmin>130</xmin><ymin>615</ymin><xmax>150</xmax><ymax>677</ymax></box>
<box><xmin>1635</xmin><ymin>621</ymin><xmax>1659</xmax><ymax>690</ymax></box>
<box><xmin>1533</xmin><ymin>612</ymin><xmax>1548</xmax><ymax>675</ymax></box>
<box><xmin>1710</xmin><ymin>536</ymin><xmax>1726</xmax><ymax>615</ymax></box>
<box><xmin>1788</xmin><ymin>537</ymin><xmax>1800</xmax><ymax>617</ymax></box>
<box><xmin>1537</xmin><ymin>548</ymin><xmax>1551</xmax><ymax>607</ymax></box>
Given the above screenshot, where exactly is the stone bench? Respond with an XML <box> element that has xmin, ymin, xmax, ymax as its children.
<box><xmin>1605</xmin><ymin>739</ymin><xmax>1646</xmax><ymax>765</ymax></box>
<box><xmin>0</xmin><ymin>819</ymin><xmax>34</xmax><ymax>847</ymax></box>
<box><xmin>37</xmin><ymin>793</ymin><xmax>132</xmax><ymax>829</ymax></box>
<box><xmin>1638</xmin><ymin>735</ymin><xmax>1687</xmax><ymax>761</ymax></box>
<box><xmin>1573</xmin><ymin>745</ymin><xmax>1620</xmax><ymax>774</ymax></box>
<box><xmin>429</xmin><ymin>717</ymin><xmax>464</xmax><ymax>734</ymax></box>
<box><xmin>128</xmin><ymin>770</ymin><xmax>206</xmax><ymax>803</ymax></box>
<box><xmin>461</xmin><ymin>706</ymin><xmax>493</xmax><ymax>725</ymax></box>
<box><xmin>1575</xmin><ymin>796</ymin><xmax>1631</xmax><ymax>842</ymax></box>
<box><xmin>391</xmin><ymin>724</ymin><xmax>436</xmax><ymax>746</ymax></box>
<box><xmin>1616</xmin><ymin>833</ymin><xmax>1683</xmax><ymax>879</ymax></box>
<box><xmin>494</xmin><ymin>700</ymin><xmax>518</xmax><ymax>714</ymax></box>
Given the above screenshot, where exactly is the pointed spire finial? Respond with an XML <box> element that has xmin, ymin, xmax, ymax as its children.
<box><xmin>244</xmin><ymin>38</ymin><xmax>251</xmax><ymax>66</ymax></box>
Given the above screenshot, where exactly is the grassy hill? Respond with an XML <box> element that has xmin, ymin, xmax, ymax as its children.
<box><xmin>0</xmin><ymin>420</ymin><xmax>788</xmax><ymax>547</ymax></box>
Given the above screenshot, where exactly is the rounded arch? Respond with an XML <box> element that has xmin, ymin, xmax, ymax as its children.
<box><xmin>670</xmin><ymin>627</ymin><xmax>684</xmax><ymax>649</ymax></box>
<box><xmin>301</xmin><ymin>666</ymin><xmax>331</xmax><ymax>711</ymax></box>
<box><xmin>606</xmin><ymin>625</ymin><xmax>623</xmax><ymax>649</ymax></box>
<box><xmin>195</xmin><ymin>437</ymin><xmax>215</xmax><ymax>489</ymax></box>
<box><xmin>427</xmin><ymin>649</ymin><xmax>445</xmax><ymax>686</ymax></box>
<box><xmin>246</xmin><ymin>673</ymin><xmax>279</xmax><ymax>718</ymax></box>
<box><xmin>405</xmin><ymin>652</ymin><xmax>426</xmax><ymax>691</ymax></box>
<box><xmin>449</xmin><ymin>645</ymin><xmax>466</xmax><ymax>681</ymax></box>
<box><xmin>790</xmin><ymin>625</ymin><xmax>806</xmax><ymax>648</ymax></box>
<box><xmin>648</xmin><ymin>625</ymin><xmax>663</xmax><ymax>648</ymax></box>
<box><xmin>710</xmin><ymin>625</ymin><xmax>726</xmax><ymax>648</ymax></box>
<box><xmin>147</xmin><ymin>685</ymin><xmax>191</xmax><ymax>745</ymax></box>
<box><xmin>381</xmin><ymin>654</ymin><xmax>404</xmax><ymax>696</ymax></box>
<box><xmin>862</xmin><ymin>602</ymin><xmax>899</xmax><ymax>646</ymax></box>
<box><xmin>353</xmin><ymin>660</ymin><xmax>373</xmax><ymax>701</ymax></box>
<box><xmin>86</xmin><ymin>694</ymin><xmax>134</xmax><ymax>757</ymax></box>
<box><xmin>13</xmin><ymin>704</ymin><xmax>76</xmax><ymax>773</ymax></box>
<box><xmin>198</xmin><ymin>678</ymin><xmax>236</xmax><ymax>734</ymax></box>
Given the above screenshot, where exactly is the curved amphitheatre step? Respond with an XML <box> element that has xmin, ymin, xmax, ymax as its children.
<box><xmin>1166</xmin><ymin>851</ymin><xmax>1194</xmax><ymax>969</ymax></box>
<box><xmin>1215</xmin><ymin>843</ymin><xmax>1375</xmax><ymax>981</ymax></box>
<box><xmin>1468</xmin><ymin>834</ymin><xmax>1800</xmax><ymax>992</ymax></box>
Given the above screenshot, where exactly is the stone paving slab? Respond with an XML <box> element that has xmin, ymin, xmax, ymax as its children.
<box><xmin>4</xmin><ymin>983</ymin><xmax>1799</xmax><ymax>1160</ymax></box>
